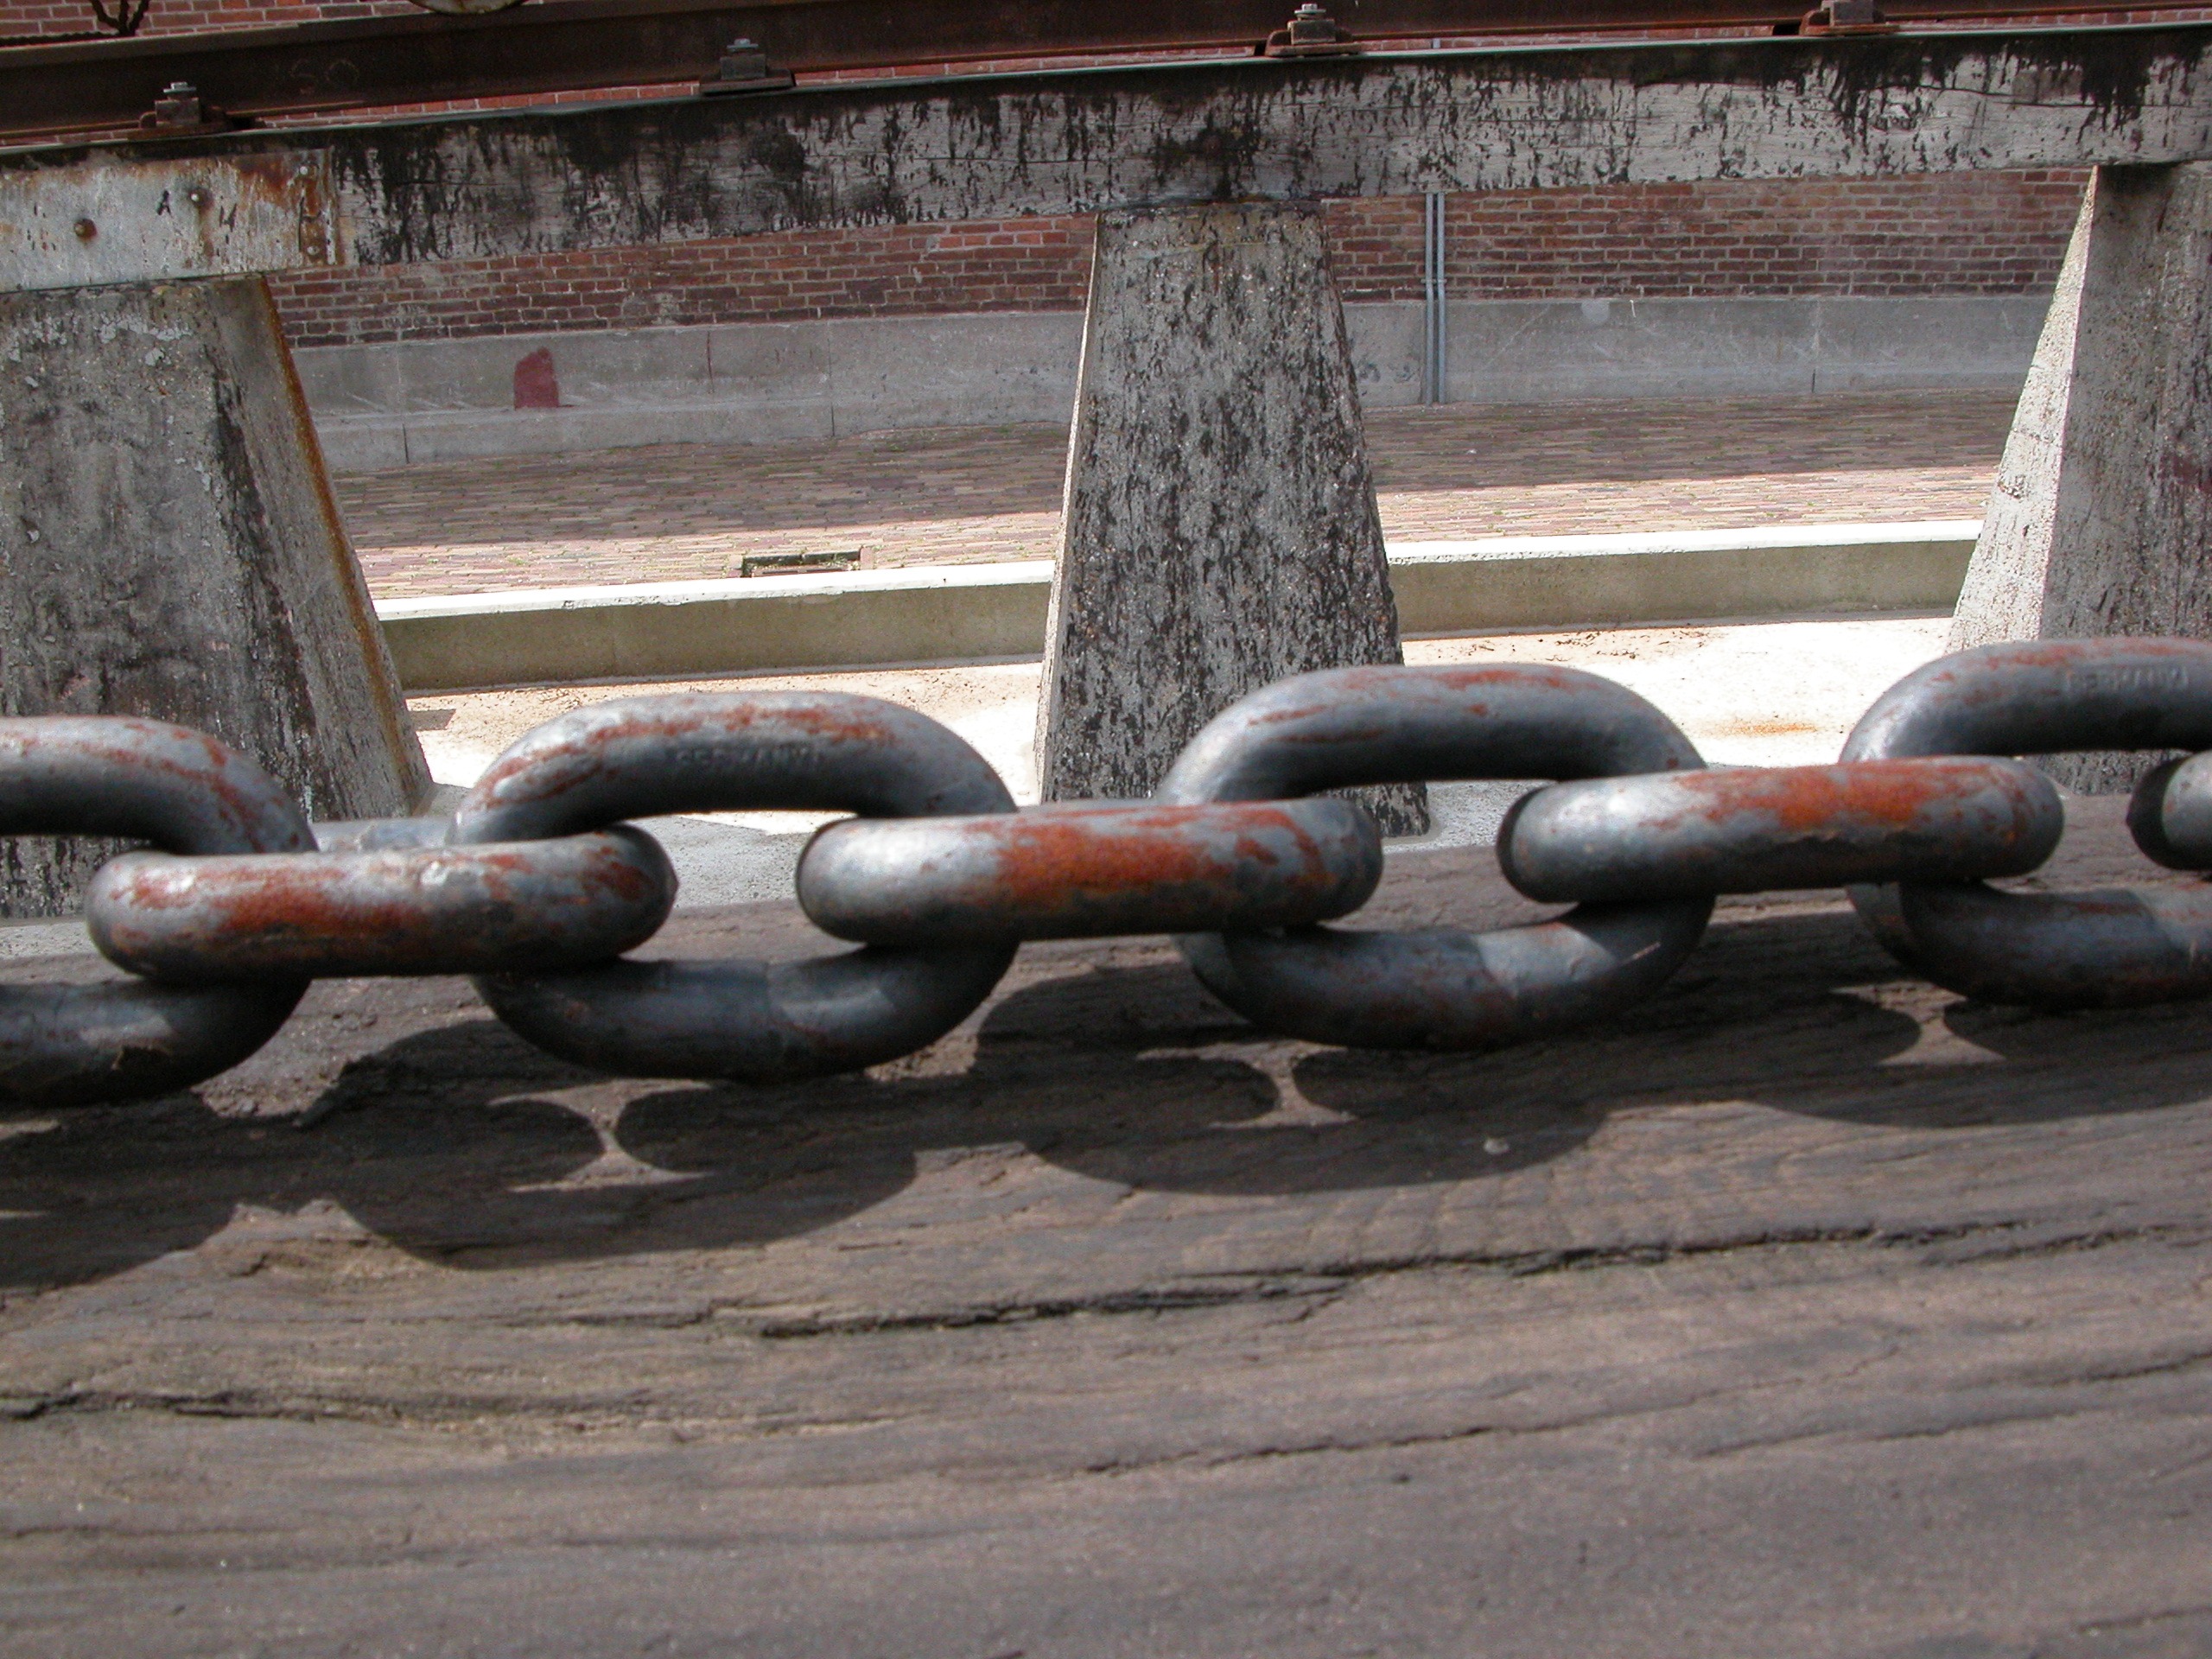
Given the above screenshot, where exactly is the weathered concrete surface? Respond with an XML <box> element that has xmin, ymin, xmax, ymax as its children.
<box><xmin>1950</xmin><ymin>164</ymin><xmax>2212</xmax><ymax>791</ymax></box>
<box><xmin>3</xmin><ymin>803</ymin><xmax>2212</xmax><ymax>1654</ymax></box>
<box><xmin>1039</xmin><ymin>204</ymin><xmax>1425</xmax><ymax>831</ymax></box>
<box><xmin>1386</xmin><ymin>521</ymin><xmax>1975</xmax><ymax>639</ymax></box>
<box><xmin>1440</xmin><ymin>292</ymin><xmax>2048</xmax><ymax>406</ymax></box>
<box><xmin>0</xmin><ymin>276</ymin><xmax>429</xmax><ymax>915</ymax></box>
<box><xmin>298</xmin><ymin>312</ymin><xmax>1091</xmax><ymax>471</ymax></box>
<box><xmin>297</xmin><ymin>296</ymin><xmax>2044</xmax><ymax>473</ymax></box>
<box><xmin>6</xmin><ymin>29</ymin><xmax>2212</xmax><ymax>289</ymax></box>
<box><xmin>1948</xmin><ymin>195</ymin><xmax>2094</xmax><ymax>656</ymax></box>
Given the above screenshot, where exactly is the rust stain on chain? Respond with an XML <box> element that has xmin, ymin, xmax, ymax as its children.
<box><xmin>987</xmin><ymin>804</ymin><xmax>1313</xmax><ymax>906</ymax></box>
<box><xmin>16</xmin><ymin>640</ymin><xmax>2212</xmax><ymax>1102</ymax></box>
<box><xmin>1653</xmin><ymin>760</ymin><xmax>2021</xmax><ymax>835</ymax></box>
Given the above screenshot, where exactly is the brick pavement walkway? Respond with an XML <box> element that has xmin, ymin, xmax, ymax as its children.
<box><xmin>335</xmin><ymin>390</ymin><xmax>2014</xmax><ymax>599</ymax></box>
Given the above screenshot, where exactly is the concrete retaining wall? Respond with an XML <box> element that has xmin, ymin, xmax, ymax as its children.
<box><xmin>301</xmin><ymin>296</ymin><xmax>2049</xmax><ymax>472</ymax></box>
<box><xmin>378</xmin><ymin>522</ymin><xmax>1978</xmax><ymax>692</ymax></box>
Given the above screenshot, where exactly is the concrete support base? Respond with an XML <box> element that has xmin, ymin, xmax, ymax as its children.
<box><xmin>0</xmin><ymin>276</ymin><xmax>429</xmax><ymax>916</ymax></box>
<box><xmin>1037</xmin><ymin>204</ymin><xmax>1426</xmax><ymax>833</ymax></box>
<box><xmin>1949</xmin><ymin>164</ymin><xmax>2212</xmax><ymax>792</ymax></box>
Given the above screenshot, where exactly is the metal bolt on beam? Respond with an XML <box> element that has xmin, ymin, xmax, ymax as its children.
<box><xmin>697</xmin><ymin>36</ymin><xmax>794</xmax><ymax>94</ymax></box>
<box><xmin>140</xmin><ymin>79</ymin><xmax>252</xmax><ymax>135</ymax></box>
<box><xmin>1802</xmin><ymin>0</ymin><xmax>1896</xmax><ymax>33</ymax></box>
<box><xmin>1263</xmin><ymin>3</ymin><xmax>1360</xmax><ymax>57</ymax></box>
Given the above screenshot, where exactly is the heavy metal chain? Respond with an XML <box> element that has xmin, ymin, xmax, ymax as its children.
<box><xmin>9</xmin><ymin>637</ymin><xmax>2212</xmax><ymax>1109</ymax></box>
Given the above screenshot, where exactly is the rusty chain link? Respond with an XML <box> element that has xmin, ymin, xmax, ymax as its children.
<box><xmin>1158</xmin><ymin>662</ymin><xmax>1716</xmax><ymax>1052</ymax></box>
<box><xmin>1841</xmin><ymin>640</ymin><xmax>2212</xmax><ymax>1007</ymax></box>
<box><xmin>446</xmin><ymin>691</ymin><xmax>1023</xmax><ymax>1084</ymax></box>
<box><xmin>7</xmin><ymin>637</ymin><xmax>2212</xmax><ymax>1109</ymax></box>
<box><xmin>0</xmin><ymin>718</ymin><xmax>314</xmax><ymax>1106</ymax></box>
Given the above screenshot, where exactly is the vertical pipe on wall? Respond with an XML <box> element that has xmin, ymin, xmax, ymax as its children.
<box><xmin>1422</xmin><ymin>191</ymin><xmax>1447</xmax><ymax>404</ymax></box>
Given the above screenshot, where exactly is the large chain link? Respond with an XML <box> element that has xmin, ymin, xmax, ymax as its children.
<box><xmin>0</xmin><ymin>720</ymin><xmax>314</xmax><ymax>1105</ymax></box>
<box><xmin>447</xmin><ymin>692</ymin><xmax>1022</xmax><ymax>1083</ymax></box>
<box><xmin>10</xmin><ymin>637</ymin><xmax>2212</xmax><ymax>1108</ymax></box>
<box><xmin>1157</xmin><ymin>663</ymin><xmax>1713</xmax><ymax>1050</ymax></box>
<box><xmin>1841</xmin><ymin>640</ymin><xmax>2212</xmax><ymax>1006</ymax></box>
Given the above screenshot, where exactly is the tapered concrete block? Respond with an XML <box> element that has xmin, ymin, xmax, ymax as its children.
<box><xmin>1951</xmin><ymin>165</ymin><xmax>2212</xmax><ymax>791</ymax></box>
<box><xmin>1038</xmin><ymin>204</ymin><xmax>1426</xmax><ymax>833</ymax></box>
<box><xmin>0</xmin><ymin>276</ymin><xmax>428</xmax><ymax>915</ymax></box>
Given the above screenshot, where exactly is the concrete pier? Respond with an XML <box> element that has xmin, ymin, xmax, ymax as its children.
<box><xmin>1038</xmin><ymin>204</ymin><xmax>1426</xmax><ymax>833</ymax></box>
<box><xmin>0</xmin><ymin>276</ymin><xmax>428</xmax><ymax>914</ymax></box>
<box><xmin>1950</xmin><ymin>164</ymin><xmax>2212</xmax><ymax>791</ymax></box>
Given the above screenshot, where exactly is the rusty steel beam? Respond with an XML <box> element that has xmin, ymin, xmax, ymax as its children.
<box><xmin>0</xmin><ymin>0</ymin><xmax>2192</xmax><ymax>142</ymax></box>
<box><xmin>3</xmin><ymin>24</ymin><xmax>2211</xmax><ymax>292</ymax></box>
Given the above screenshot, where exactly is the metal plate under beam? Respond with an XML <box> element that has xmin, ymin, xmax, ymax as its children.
<box><xmin>0</xmin><ymin>154</ymin><xmax>340</xmax><ymax>289</ymax></box>
<box><xmin>3</xmin><ymin>27</ymin><xmax>2210</xmax><ymax>294</ymax></box>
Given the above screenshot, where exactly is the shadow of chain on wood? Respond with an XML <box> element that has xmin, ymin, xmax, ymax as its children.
<box><xmin>7</xmin><ymin>897</ymin><xmax>2212</xmax><ymax>1292</ymax></box>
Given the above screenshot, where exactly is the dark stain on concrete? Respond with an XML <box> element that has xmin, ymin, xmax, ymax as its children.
<box><xmin>4</xmin><ymin>26</ymin><xmax>2205</xmax><ymax>267</ymax></box>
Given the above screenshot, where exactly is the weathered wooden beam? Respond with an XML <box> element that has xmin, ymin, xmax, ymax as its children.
<box><xmin>1948</xmin><ymin>161</ymin><xmax>2212</xmax><ymax>793</ymax></box>
<box><xmin>5</xmin><ymin>26</ymin><xmax>2212</xmax><ymax>290</ymax></box>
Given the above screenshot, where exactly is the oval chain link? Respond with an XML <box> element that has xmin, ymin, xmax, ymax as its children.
<box><xmin>0</xmin><ymin>718</ymin><xmax>315</xmax><ymax>1107</ymax></box>
<box><xmin>1842</xmin><ymin>639</ymin><xmax>2212</xmax><ymax>1007</ymax></box>
<box><xmin>2129</xmin><ymin>750</ymin><xmax>2212</xmax><ymax>870</ymax></box>
<box><xmin>1158</xmin><ymin>664</ymin><xmax>1713</xmax><ymax>1051</ymax></box>
<box><xmin>88</xmin><ymin>825</ymin><xmax>677</xmax><ymax>981</ymax></box>
<box><xmin>448</xmin><ymin>691</ymin><xmax>1019</xmax><ymax>1083</ymax></box>
<box><xmin>1499</xmin><ymin>758</ymin><xmax>2063</xmax><ymax>903</ymax></box>
<box><xmin>797</xmin><ymin>798</ymin><xmax>1382</xmax><ymax>945</ymax></box>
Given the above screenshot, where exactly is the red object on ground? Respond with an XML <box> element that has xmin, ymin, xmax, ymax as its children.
<box><xmin>512</xmin><ymin>347</ymin><xmax>561</xmax><ymax>409</ymax></box>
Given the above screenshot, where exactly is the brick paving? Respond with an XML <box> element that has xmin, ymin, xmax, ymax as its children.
<box><xmin>335</xmin><ymin>390</ymin><xmax>2015</xmax><ymax>599</ymax></box>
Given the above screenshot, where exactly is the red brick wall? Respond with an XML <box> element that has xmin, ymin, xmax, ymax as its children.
<box><xmin>271</xmin><ymin>219</ymin><xmax>1098</xmax><ymax>346</ymax></box>
<box><xmin>3</xmin><ymin>2</ymin><xmax>410</xmax><ymax>40</ymax></box>
<box><xmin>1332</xmin><ymin>171</ymin><xmax>2086</xmax><ymax>302</ymax></box>
<box><xmin>264</xmin><ymin>172</ymin><xmax>2084</xmax><ymax>349</ymax></box>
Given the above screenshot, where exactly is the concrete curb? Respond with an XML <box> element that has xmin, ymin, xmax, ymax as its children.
<box><xmin>378</xmin><ymin>520</ymin><xmax>1979</xmax><ymax>692</ymax></box>
<box><xmin>1387</xmin><ymin>519</ymin><xmax>1978</xmax><ymax>637</ymax></box>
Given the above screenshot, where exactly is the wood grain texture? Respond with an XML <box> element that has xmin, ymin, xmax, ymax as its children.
<box><xmin>0</xmin><ymin>276</ymin><xmax>429</xmax><ymax>915</ymax></box>
<box><xmin>6</xmin><ymin>28</ymin><xmax>2212</xmax><ymax>287</ymax></box>
<box><xmin>1039</xmin><ymin>204</ymin><xmax>1424</xmax><ymax>830</ymax></box>
<box><xmin>3</xmin><ymin>799</ymin><xmax>2212</xmax><ymax>1653</ymax></box>
<box><xmin>1950</xmin><ymin>162</ymin><xmax>2212</xmax><ymax>792</ymax></box>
